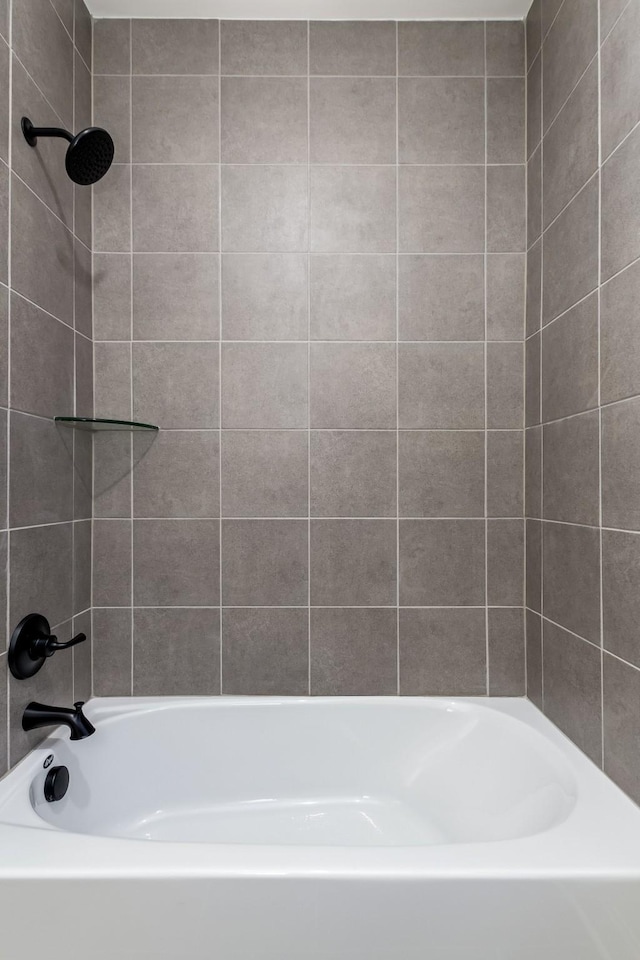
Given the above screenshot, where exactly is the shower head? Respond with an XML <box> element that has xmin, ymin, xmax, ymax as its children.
<box><xmin>21</xmin><ymin>116</ymin><xmax>115</xmax><ymax>185</ymax></box>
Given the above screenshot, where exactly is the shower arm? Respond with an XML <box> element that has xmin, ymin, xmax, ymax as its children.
<box><xmin>22</xmin><ymin>117</ymin><xmax>73</xmax><ymax>147</ymax></box>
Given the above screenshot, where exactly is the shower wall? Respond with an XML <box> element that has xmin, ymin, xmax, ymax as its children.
<box><xmin>0</xmin><ymin>0</ymin><xmax>93</xmax><ymax>770</ymax></box>
<box><xmin>526</xmin><ymin>0</ymin><xmax>640</xmax><ymax>803</ymax></box>
<box><xmin>91</xmin><ymin>18</ymin><xmax>526</xmax><ymax>698</ymax></box>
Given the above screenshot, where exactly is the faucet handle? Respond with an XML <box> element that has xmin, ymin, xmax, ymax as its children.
<box><xmin>9</xmin><ymin>614</ymin><xmax>87</xmax><ymax>681</ymax></box>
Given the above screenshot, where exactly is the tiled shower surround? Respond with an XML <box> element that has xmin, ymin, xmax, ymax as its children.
<box><xmin>91</xmin><ymin>18</ymin><xmax>527</xmax><ymax>701</ymax></box>
<box><xmin>0</xmin><ymin>0</ymin><xmax>93</xmax><ymax>772</ymax></box>
<box><xmin>526</xmin><ymin>0</ymin><xmax>640</xmax><ymax>804</ymax></box>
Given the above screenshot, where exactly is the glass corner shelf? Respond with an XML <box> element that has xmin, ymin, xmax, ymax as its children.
<box><xmin>55</xmin><ymin>417</ymin><xmax>159</xmax><ymax>432</ymax></box>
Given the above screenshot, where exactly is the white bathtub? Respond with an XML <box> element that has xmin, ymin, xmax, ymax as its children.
<box><xmin>0</xmin><ymin>696</ymin><xmax>639</xmax><ymax>959</ymax></box>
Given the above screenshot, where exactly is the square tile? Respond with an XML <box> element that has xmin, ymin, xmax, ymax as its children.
<box><xmin>526</xmin><ymin>239</ymin><xmax>542</xmax><ymax>337</ymax></box>
<box><xmin>399</xmin><ymin>166</ymin><xmax>485</xmax><ymax>253</ymax></box>
<box><xmin>311</xmin><ymin>78</ymin><xmax>395</xmax><ymax>164</ymax></box>
<box><xmin>603</xmin><ymin>653</ymin><xmax>640</xmax><ymax>805</ymax></box>
<box><xmin>222</xmin><ymin>431</ymin><xmax>308</xmax><ymax>518</ymax></box>
<box><xmin>133</xmin><ymin>165</ymin><xmax>219</xmax><ymax>253</ymax></box>
<box><xmin>543</xmin><ymin>62</ymin><xmax>599</xmax><ymax>229</ymax></box>
<box><xmin>487</xmin><ymin>165</ymin><xmax>527</xmax><ymax>253</ymax></box>
<box><xmin>310</xmin><ymin>255</ymin><xmax>395</xmax><ymax>341</ymax></box>
<box><xmin>542</xmin><ymin>292</ymin><xmax>599</xmax><ymax>420</ymax></box>
<box><xmin>222</xmin><ymin>609</ymin><xmax>308</xmax><ymax>696</ymax></box>
<box><xmin>93</xmin><ymin>609</ymin><xmax>132</xmax><ymax>698</ymax></box>
<box><xmin>486</xmin><ymin>342</ymin><xmax>524</xmax><ymax>429</ymax></box>
<box><xmin>310</xmin><ymin>166</ymin><xmax>396</xmax><ymax>254</ymax></box>
<box><xmin>543</xmin><ymin>412</ymin><xmax>600</xmax><ymax>526</ymax></box>
<box><xmin>398</xmin><ymin>343</ymin><xmax>484</xmax><ymax>429</ymax></box>
<box><xmin>310</xmin><ymin>21</ymin><xmax>396</xmax><ymax>76</ymax></box>
<box><xmin>310</xmin><ymin>343</ymin><xmax>396</xmax><ymax>428</ymax></box>
<box><xmin>601</xmin><ymin>0</ymin><xmax>640</xmax><ymax>158</ymax></box>
<box><xmin>399</xmin><ymin>255</ymin><xmax>484</xmax><ymax>341</ymax></box>
<box><xmin>601</xmin><ymin>260</ymin><xmax>640</xmax><ymax>405</ymax></box>
<box><xmin>73</xmin><ymin>521</ymin><xmax>91</xmax><ymax>617</ymax></box>
<box><xmin>10</xmin><ymin>294</ymin><xmax>74</xmax><ymax>418</ymax></box>
<box><xmin>486</xmin><ymin>21</ymin><xmax>525</xmax><ymax>76</ymax></box>
<box><xmin>134</xmin><ymin>608</ymin><xmax>220</xmax><ymax>696</ymax></box>
<box><xmin>487</xmin><ymin>79</ymin><xmax>525</xmax><ymax>164</ymax></box>
<box><xmin>543</xmin><ymin>521</ymin><xmax>601</xmax><ymax>643</ymax></box>
<box><xmin>222</xmin><ymin>343</ymin><xmax>307</xmax><ymax>428</ymax></box>
<box><xmin>222</xmin><ymin>520</ymin><xmax>307</xmax><ymax>605</ymax></box>
<box><xmin>525</xmin><ymin>426</ymin><xmax>542</xmax><ymax>519</ymax></box>
<box><xmin>399</xmin><ymin>608</ymin><xmax>486</xmax><ymax>696</ymax></box>
<box><xmin>222</xmin><ymin>78</ymin><xmax>307</xmax><ymax>163</ymax></box>
<box><xmin>93</xmin><ymin>163</ymin><xmax>131</xmax><ymax>253</ymax></box>
<box><xmin>10</xmin><ymin>176</ymin><xmax>74</xmax><ymax>324</ymax></box>
<box><xmin>399</xmin><ymin>431</ymin><xmax>484</xmax><ymax>518</ymax></box>
<box><xmin>134</xmin><ymin>519</ymin><xmax>220</xmax><ymax>606</ymax></box>
<box><xmin>399</xmin><ymin>519</ymin><xmax>485</xmax><ymax>606</ymax></box>
<box><xmin>10</xmin><ymin>523</ymin><xmax>72</xmax><ymax>627</ymax></box>
<box><xmin>525</xmin><ymin>333</ymin><xmax>541</xmax><ymax>427</ymax></box>
<box><xmin>602</xmin><ymin>125</ymin><xmax>640</xmax><ymax>281</ymax></box>
<box><xmin>399</xmin><ymin>78</ymin><xmax>485</xmax><ymax>164</ymax></box>
<box><xmin>222</xmin><ymin>165</ymin><xmax>308</xmax><ymax>253</ymax></box>
<box><xmin>93</xmin><ymin>18</ymin><xmax>130</xmax><ymax>75</ymax></box>
<box><xmin>94</xmin><ymin>342</ymin><xmax>131</xmax><ymax>421</ymax></box>
<box><xmin>9</xmin><ymin>413</ymin><xmax>73</xmax><ymax>527</ymax></box>
<box><xmin>488</xmin><ymin>430</ymin><xmax>523</xmax><ymax>518</ymax></box>
<box><xmin>12</xmin><ymin>0</ymin><xmax>73</xmax><ymax>128</ymax></box>
<box><xmin>542</xmin><ymin>176</ymin><xmax>599</xmax><ymax>323</ymax></box>
<box><xmin>93</xmin><ymin>433</ymin><xmax>131</xmax><ymax>519</ymax></box>
<box><xmin>487</xmin><ymin>519</ymin><xmax>524</xmax><ymax>606</ymax></box>
<box><xmin>487</xmin><ymin>254</ymin><xmax>526</xmax><ymax>340</ymax></box>
<box><xmin>94</xmin><ymin>76</ymin><xmax>131</xmax><ymax>164</ymax></box>
<box><xmin>602</xmin><ymin>397</ymin><xmax>640</xmax><ymax>531</ymax></box>
<box><xmin>526</xmin><ymin>519</ymin><xmax>542</xmax><ymax>613</ymax></box>
<box><xmin>132</xmin><ymin>18</ymin><xmax>219</xmax><ymax>74</ymax></box>
<box><xmin>221</xmin><ymin>20</ymin><xmax>307</xmax><ymax>75</ymax></box>
<box><xmin>543</xmin><ymin>619</ymin><xmax>602</xmax><ymax>765</ymax></box>
<box><xmin>488</xmin><ymin>608</ymin><xmax>525</xmax><ymax>696</ymax></box>
<box><xmin>311</xmin><ymin>431</ymin><xmax>396</xmax><ymax>518</ymax></box>
<box><xmin>222</xmin><ymin>254</ymin><xmax>307</xmax><ymax>341</ymax></box>
<box><xmin>133</xmin><ymin>76</ymin><xmax>219</xmax><ymax>164</ymax></box>
<box><xmin>310</xmin><ymin>519</ymin><xmax>396</xmax><ymax>606</ymax></box>
<box><xmin>133</xmin><ymin>254</ymin><xmax>219</xmax><ymax>341</ymax></box>
<box><xmin>603</xmin><ymin>529</ymin><xmax>640</xmax><ymax>667</ymax></box>
<box><xmin>93</xmin><ymin>519</ymin><xmax>131</xmax><ymax>607</ymax></box>
<box><xmin>133</xmin><ymin>342</ymin><xmax>219</xmax><ymax>429</ymax></box>
<box><xmin>542</xmin><ymin>0</ymin><xmax>598</xmax><ymax>132</ymax></box>
<box><xmin>310</xmin><ymin>608</ymin><xmax>397</xmax><ymax>696</ymax></box>
<box><xmin>133</xmin><ymin>431</ymin><xmax>220</xmax><ymax>518</ymax></box>
<box><xmin>398</xmin><ymin>22</ymin><xmax>485</xmax><ymax>76</ymax></box>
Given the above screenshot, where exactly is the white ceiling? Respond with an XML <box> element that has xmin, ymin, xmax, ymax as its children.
<box><xmin>87</xmin><ymin>0</ymin><xmax>533</xmax><ymax>20</ymax></box>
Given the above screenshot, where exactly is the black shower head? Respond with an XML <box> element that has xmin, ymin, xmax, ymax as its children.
<box><xmin>22</xmin><ymin>116</ymin><xmax>115</xmax><ymax>185</ymax></box>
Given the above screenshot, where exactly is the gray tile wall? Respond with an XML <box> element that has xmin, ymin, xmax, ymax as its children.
<box><xmin>92</xmin><ymin>18</ymin><xmax>526</xmax><ymax>699</ymax></box>
<box><xmin>0</xmin><ymin>0</ymin><xmax>93</xmax><ymax>772</ymax></box>
<box><xmin>526</xmin><ymin>0</ymin><xmax>640</xmax><ymax>801</ymax></box>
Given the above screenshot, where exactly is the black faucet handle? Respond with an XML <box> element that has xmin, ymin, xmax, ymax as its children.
<box><xmin>35</xmin><ymin>631</ymin><xmax>87</xmax><ymax>658</ymax></box>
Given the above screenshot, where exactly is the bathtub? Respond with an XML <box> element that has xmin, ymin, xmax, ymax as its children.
<box><xmin>0</xmin><ymin>696</ymin><xmax>639</xmax><ymax>959</ymax></box>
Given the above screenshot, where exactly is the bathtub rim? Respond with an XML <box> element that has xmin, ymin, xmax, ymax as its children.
<box><xmin>0</xmin><ymin>695</ymin><xmax>638</xmax><ymax>881</ymax></box>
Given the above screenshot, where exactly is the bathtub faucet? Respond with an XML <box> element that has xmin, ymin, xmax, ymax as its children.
<box><xmin>22</xmin><ymin>701</ymin><xmax>96</xmax><ymax>741</ymax></box>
